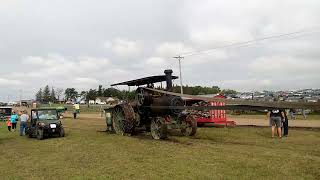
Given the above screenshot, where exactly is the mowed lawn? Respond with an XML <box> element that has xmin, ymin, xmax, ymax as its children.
<box><xmin>0</xmin><ymin>115</ymin><xmax>320</xmax><ymax>180</ymax></box>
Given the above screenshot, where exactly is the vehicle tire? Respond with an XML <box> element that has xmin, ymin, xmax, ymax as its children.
<box><xmin>37</xmin><ymin>129</ymin><xmax>44</xmax><ymax>140</ymax></box>
<box><xmin>27</xmin><ymin>128</ymin><xmax>33</xmax><ymax>138</ymax></box>
<box><xmin>151</xmin><ymin>118</ymin><xmax>167</xmax><ymax>140</ymax></box>
<box><xmin>59</xmin><ymin>127</ymin><xmax>65</xmax><ymax>137</ymax></box>
<box><xmin>112</xmin><ymin>103</ymin><xmax>135</xmax><ymax>136</ymax></box>
<box><xmin>180</xmin><ymin>115</ymin><xmax>197</xmax><ymax>136</ymax></box>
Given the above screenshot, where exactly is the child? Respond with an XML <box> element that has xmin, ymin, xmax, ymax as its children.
<box><xmin>10</xmin><ymin>111</ymin><xmax>19</xmax><ymax>131</ymax></box>
<box><xmin>7</xmin><ymin>118</ymin><xmax>12</xmax><ymax>131</ymax></box>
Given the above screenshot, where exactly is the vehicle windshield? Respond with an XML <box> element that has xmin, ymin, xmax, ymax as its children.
<box><xmin>37</xmin><ymin>110</ymin><xmax>58</xmax><ymax>120</ymax></box>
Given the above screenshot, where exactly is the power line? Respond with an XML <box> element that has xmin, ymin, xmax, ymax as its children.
<box><xmin>177</xmin><ymin>27</ymin><xmax>320</xmax><ymax>57</ymax></box>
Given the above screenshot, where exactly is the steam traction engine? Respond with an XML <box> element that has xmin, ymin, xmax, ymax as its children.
<box><xmin>105</xmin><ymin>70</ymin><xmax>197</xmax><ymax>140</ymax></box>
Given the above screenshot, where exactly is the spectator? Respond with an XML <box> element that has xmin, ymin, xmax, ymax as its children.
<box><xmin>302</xmin><ymin>109</ymin><xmax>307</xmax><ymax>119</ymax></box>
<box><xmin>73</xmin><ymin>103</ymin><xmax>80</xmax><ymax>119</ymax></box>
<box><xmin>267</xmin><ymin>108</ymin><xmax>285</xmax><ymax>138</ymax></box>
<box><xmin>282</xmin><ymin>109</ymin><xmax>289</xmax><ymax>137</ymax></box>
<box><xmin>10</xmin><ymin>111</ymin><xmax>19</xmax><ymax>132</ymax></box>
<box><xmin>19</xmin><ymin>110</ymin><xmax>29</xmax><ymax>136</ymax></box>
<box><xmin>289</xmin><ymin>108</ymin><xmax>296</xmax><ymax>120</ymax></box>
<box><xmin>7</xmin><ymin>118</ymin><xmax>12</xmax><ymax>131</ymax></box>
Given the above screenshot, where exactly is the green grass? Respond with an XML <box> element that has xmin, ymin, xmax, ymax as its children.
<box><xmin>0</xmin><ymin>115</ymin><xmax>319</xmax><ymax>180</ymax></box>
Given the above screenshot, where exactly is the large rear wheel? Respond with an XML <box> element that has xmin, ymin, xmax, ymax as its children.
<box><xmin>112</xmin><ymin>103</ymin><xmax>136</xmax><ymax>136</ymax></box>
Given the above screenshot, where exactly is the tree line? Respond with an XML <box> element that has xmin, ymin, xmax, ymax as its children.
<box><xmin>35</xmin><ymin>85</ymin><xmax>63</xmax><ymax>103</ymax></box>
<box><xmin>35</xmin><ymin>84</ymin><xmax>237</xmax><ymax>103</ymax></box>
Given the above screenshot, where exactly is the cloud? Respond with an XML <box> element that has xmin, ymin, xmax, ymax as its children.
<box><xmin>104</xmin><ymin>38</ymin><xmax>142</xmax><ymax>57</ymax></box>
<box><xmin>0</xmin><ymin>78</ymin><xmax>22</xmax><ymax>86</ymax></box>
<box><xmin>156</xmin><ymin>42</ymin><xmax>194</xmax><ymax>57</ymax></box>
<box><xmin>73</xmin><ymin>77</ymin><xmax>99</xmax><ymax>84</ymax></box>
<box><xmin>182</xmin><ymin>0</ymin><xmax>320</xmax><ymax>50</ymax></box>
<box><xmin>249</xmin><ymin>56</ymin><xmax>320</xmax><ymax>74</ymax></box>
<box><xmin>21</xmin><ymin>54</ymin><xmax>110</xmax><ymax>77</ymax></box>
<box><xmin>145</xmin><ymin>57</ymin><xmax>165</xmax><ymax>67</ymax></box>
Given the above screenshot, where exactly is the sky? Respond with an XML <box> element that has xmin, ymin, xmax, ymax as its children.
<box><xmin>0</xmin><ymin>0</ymin><xmax>320</xmax><ymax>101</ymax></box>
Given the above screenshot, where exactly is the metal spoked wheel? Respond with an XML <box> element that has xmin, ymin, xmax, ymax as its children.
<box><xmin>150</xmin><ymin>118</ymin><xmax>167</xmax><ymax>140</ymax></box>
<box><xmin>180</xmin><ymin>115</ymin><xmax>197</xmax><ymax>136</ymax></box>
<box><xmin>112</xmin><ymin>103</ymin><xmax>135</xmax><ymax>136</ymax></box>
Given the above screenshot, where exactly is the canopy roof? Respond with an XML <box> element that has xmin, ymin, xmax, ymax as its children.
<box><xmin>111</xmin><ymin>75</ymin><xmax>178</xmax><ymax>86</ymax></box>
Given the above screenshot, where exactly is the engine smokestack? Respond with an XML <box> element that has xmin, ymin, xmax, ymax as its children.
<box><xmin>164</xmin><ymin>69</ymin><xmax>173</xmax><ymax>91</ymax></box>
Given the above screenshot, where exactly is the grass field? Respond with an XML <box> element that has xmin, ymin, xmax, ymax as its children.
<box><xmin>0</xmin><ymin>115</ymin><xmax>320</xmax><ymax>180</ymax></box>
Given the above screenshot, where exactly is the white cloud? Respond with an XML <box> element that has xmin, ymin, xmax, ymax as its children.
<box><xmin>74</xmin><ymin>77</ymin><xmax>99</xmax><ymax>84</ymax></box>
<box><xmin>104</xmin><ymin>38</ymin><xmax>142</xmax><ymax>57</ymax></box>
<box><xmin>249</xmin><ymin>56</ymin><xmax>320</xmax><ymax>74</ymax></box>
<box><xmin>183</xmin><ymin>0</ymin><xmax>320</xmax><ymax>47</ymax></box>
<box><xmin>156</xmin><ymin>42</ymin><xmax>194</xmax><ymax>57</ymax></box>
<box><xmin>145</xmin><ymin>57</ymin><xmax>166</xmax><ymax>67</ymax></box>
<box><xmin>0</xmin><ymin>78</ymin><xmax>22</xmax><ymax>86</ymax></box>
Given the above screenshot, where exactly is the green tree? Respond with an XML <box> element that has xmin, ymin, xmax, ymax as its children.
<box><xmin>43</xmin><ymin>85</ymin><xmax>51</xmax><ymax>103</ymax></box>
<box><xmin>221</xmin><ymin>89</ymin><xmax>237</xmax><ymax>95</ymax></box>
<box><xmin>97</xmin><ymin>85</ymin><xmax>103</xmax><ymax>97</ymax></box>
<box><xmin>35</xmin><ymin>88</ymin><xmax>43</xmax><ymax>102</ymax></box>
<box><xmin>50</xmin><ymin>88</ymin><xmax>56</xmax><ymax>103</ymax></box>
<box><xmin>85</xmin><ymin>89</ymin><xmax>97</xmax><ymax>101</ymax></box>
<box><xmin>56</xmin><ymin>88</ymin><xmax>64</xmax><ymax>101</ymax></box>
<box><xmin>122</xmin><ymin>90</ymin><xmax>136</xmax><ymax>100</ymax></box>
<box><xmin>103</xmin><ymin>88</ymin><xmax>122</xmax><ymax>98</ymax></box>
<box><xmin>80</xmin><ymin>91</ymin><xmax>87</xmax><ymax>101</ymax></box>
<box><xmin>64</xmin><ymin>88</ymin><xmax>78</xmax><ymax>101</ymax></box>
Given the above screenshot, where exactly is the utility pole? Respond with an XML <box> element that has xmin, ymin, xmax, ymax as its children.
<box><xmin>173</xmin><ymin>55</ymin><xmax>184</xmax><ymax>94</ymax></box>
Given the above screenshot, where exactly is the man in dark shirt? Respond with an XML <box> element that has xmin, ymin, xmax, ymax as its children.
<box><xmin>267</xmin><ymin>109</ymin><xmax>285</xmax><ymax>138</ymax></box>
<box><xmin>282</xmin><ymin>110</ymin><xmax>289</xmax><ymax>137</ymax></box>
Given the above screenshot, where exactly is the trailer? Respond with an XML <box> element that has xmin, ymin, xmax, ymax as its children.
<box><xmin>0</xmin><ymin>106</ymin><xmax>12</xmax><ymax>121</ymax></box>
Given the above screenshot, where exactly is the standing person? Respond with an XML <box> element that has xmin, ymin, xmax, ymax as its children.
<box><xmin>10</xmin><ymin>111</ymin><xmax>19</xmax><ymax>132</ymax></box>
<box><xmin>282</xmin><ymin>109</ymin><xmax>289</xmax><ymax>137</ymax></box>
<box><xmin>73</xmin><ymin>103</ymin><xmax>80</xmax><ymax>119</ymax></box>
<box><xmin>267</xmin><ymin>108</ymin><xmax>285</xmax><ymax>138</ymax></box>
<box><xmin>289</xmin><ymin>108</ymin><xmax>296</xmax><ymax>120</ymax></box>
<box><xmin>302</xmin><ymin>109</ymin><xmax>307</xmax><ymax>119</ymax></box>
<box><xmin>19</xmin><ymin>110</ymin><xmax>29</xmax><ymax>136</ymax></box>
<box><xmin>7</xmin><ymin>118</ymin><xmax>12</xmax><ymax>131</ymax></box>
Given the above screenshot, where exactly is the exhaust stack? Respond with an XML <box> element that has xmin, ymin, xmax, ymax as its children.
<box><xmin>164</xmin><ymin>69</ymin><xmax>173</xmax><ymax>91</ymax></box>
